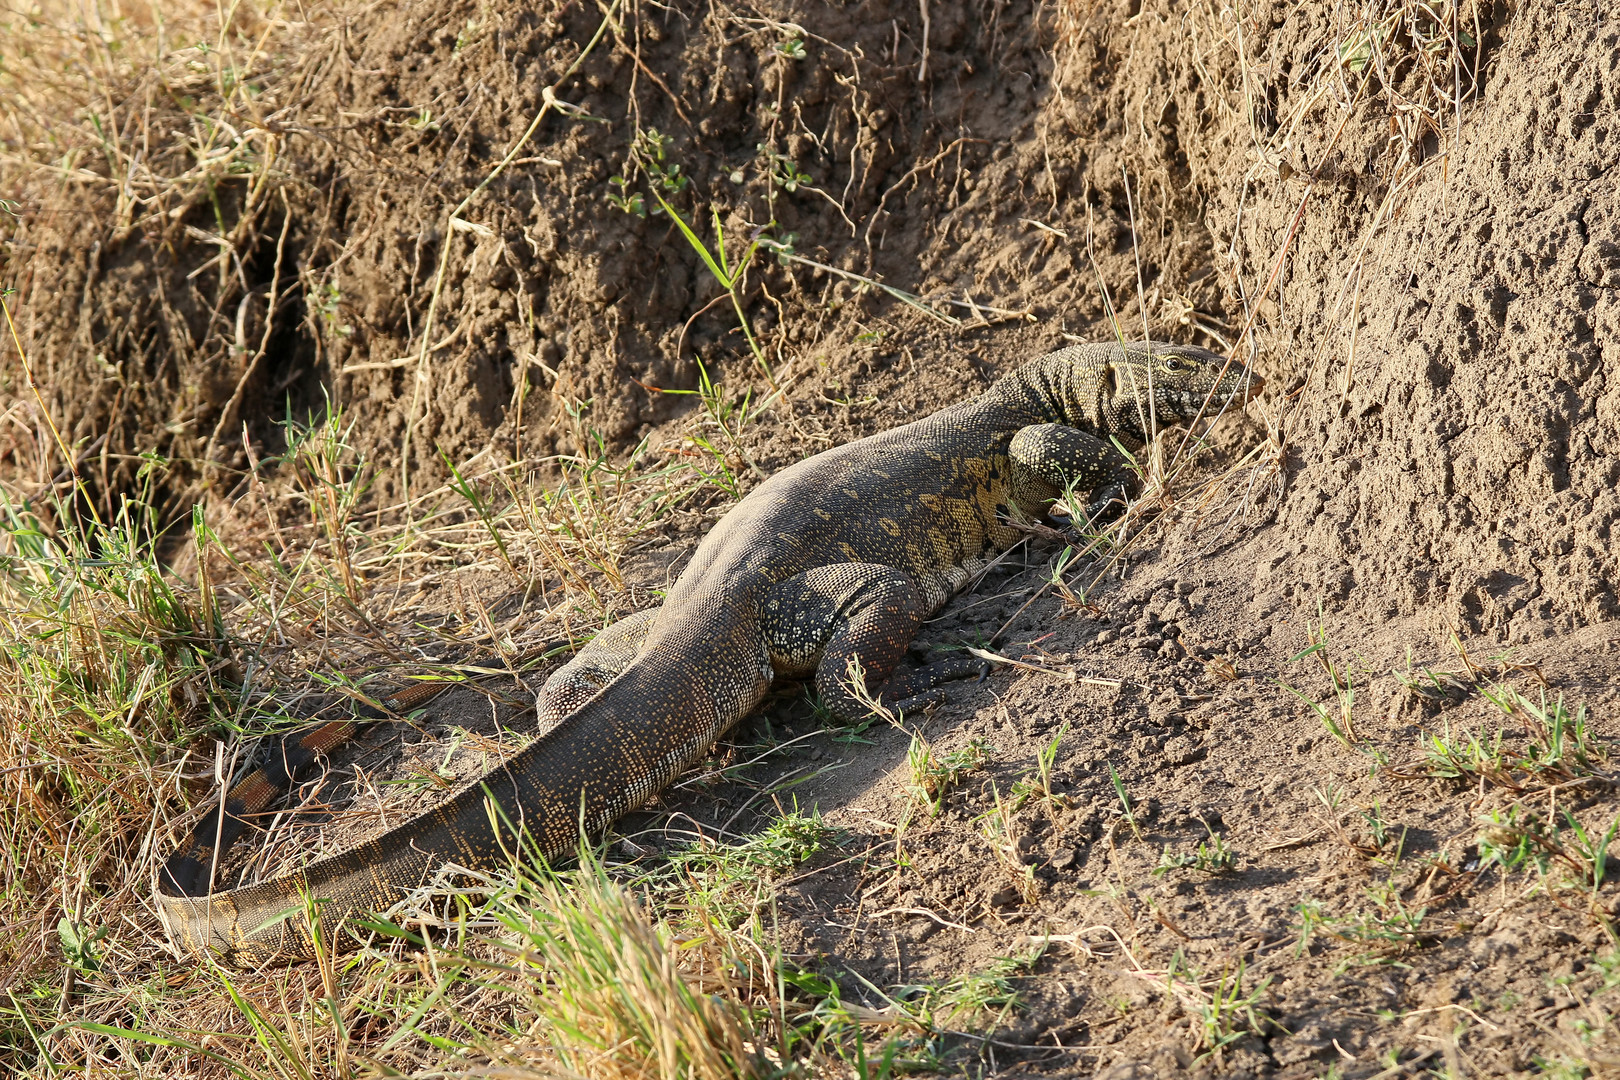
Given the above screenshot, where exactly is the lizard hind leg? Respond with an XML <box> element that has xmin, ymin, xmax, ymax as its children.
<box><xmin>762</xmin><ymin>564</ymin><xmax>981</xmax><ymax>724</ymax></box>
<box><xmin>536</xmin><ymin>607</ymin><xmax>659</xmax><ymax>730</ymax></box>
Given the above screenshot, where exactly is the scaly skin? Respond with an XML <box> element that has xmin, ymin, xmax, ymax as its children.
<box><xmin>156</xmin><ymin>341</ymin><xmax>1261</xmax><ymax>962</ymax></box>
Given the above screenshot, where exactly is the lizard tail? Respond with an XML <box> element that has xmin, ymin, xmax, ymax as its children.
<box><xmin>155</xmin><ymin>637</ymin><xmax>757</xmax><ymax>963</ymax></box>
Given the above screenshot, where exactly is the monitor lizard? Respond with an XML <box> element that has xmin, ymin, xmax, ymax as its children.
<box><xmin>156</xmin><ymin>339</ymin><xmax>1262</xmax><ymax>962</ymax></box>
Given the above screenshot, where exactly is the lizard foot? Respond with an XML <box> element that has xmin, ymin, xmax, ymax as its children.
<box><xmin>1080</xmin><ymin>485</ymin><xmax>1130</xmax><ymax>528</ymax></box>
<box><xmin>878</xmin><ymin>654</ymin><xmax>990</xmax><ymax>715</ymax></box>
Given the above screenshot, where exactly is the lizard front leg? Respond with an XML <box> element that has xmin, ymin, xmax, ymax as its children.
<box><xmin>762</xmin><ymin>564</ymin><xmax>984</xmax><ymax>722</ymax></box>
<box><xmin>1008</xmin><ymin>422</ymin><xmax>1138</xmax><ymax>528</ymax></box>
<box><xmin>536</xmin><ymin>608</ymin><xmax>659</xmax><ymax>729</ymax></box>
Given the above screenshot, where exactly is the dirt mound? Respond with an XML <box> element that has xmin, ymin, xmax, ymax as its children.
<box><xmin>5</xmin><ymin>0</ymin><xmax>1620</xmax><ymax>1072</ymax></box>
<box><xmin>10</xmin><ymin>0</ymin><xmax>1613</xmax><ymax>637</ymax></box>
<box><xmin>1201</xmin><ymin>0</ymin><xmax>1620</xmax><ymax>642</ymax></box>
<box><xmin>5</xmin><ymin>0</ymin><xmax>1225</xmax><ymax>511</ymax></box>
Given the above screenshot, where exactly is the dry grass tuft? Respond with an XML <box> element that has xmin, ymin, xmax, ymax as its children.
<box><xmin>479</xmin><ymin>854</ymin><xmax>771</xmax><ymax>1080</ymax></box>
<box><xmin>0</xmin><ymin>486</ymin><xmax>227</xmax><ymax>976</ymax></box>
<box><xmin>1</xmin><ymin>0</ymin><xmax>341</xmax><ymax>512</ymax></box>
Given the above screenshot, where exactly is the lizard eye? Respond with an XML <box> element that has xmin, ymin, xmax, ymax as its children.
<box><xmin>1163</xmin><ymin>356</ymin><xmax>1185</xmax><ymax>373</ymax></box>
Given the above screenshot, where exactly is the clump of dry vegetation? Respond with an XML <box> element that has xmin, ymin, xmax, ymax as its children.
<box><xmin>1</xmin><ymin>0</ymin><xmax>338</xmax><ymax>515</ymax></box>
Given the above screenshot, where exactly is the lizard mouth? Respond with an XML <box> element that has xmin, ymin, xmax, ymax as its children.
<box><xmin>1194</xmin><ymin>368</ymin><xmax>1264</xmax><ymax>414</ymax></box>
<box><xmin>1165</xmin><ymin>371</ymin><xmax>1262</xmax><ymax>424</ymax></box>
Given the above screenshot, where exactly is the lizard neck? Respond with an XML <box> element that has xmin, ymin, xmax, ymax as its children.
<box><xmin>982</xmin><ymin>348</ymin><xmax>1148</xmax><ymax>445</ymax></box>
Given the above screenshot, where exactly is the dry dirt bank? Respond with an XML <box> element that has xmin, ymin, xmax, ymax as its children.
<box><xmin>3</xmin><ymin>0</ymin><xmax>1619</xmax><ymax>1074</ymax></box>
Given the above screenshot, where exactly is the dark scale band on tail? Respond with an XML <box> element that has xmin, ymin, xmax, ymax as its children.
<box><xmin>155</xmin><ymin>341</ymin><xmax>1262</xmax><ymax>963</ymax></box>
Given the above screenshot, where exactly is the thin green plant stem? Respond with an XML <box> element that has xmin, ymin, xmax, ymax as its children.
<box><xmin>650</xmin><ymin>189</ymin><xmax>777</xmax><ymax>388</ymax></box>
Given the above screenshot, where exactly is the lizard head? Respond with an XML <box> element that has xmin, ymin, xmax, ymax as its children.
<box><xmin>1104</xmin><ymin>343</ymin><xmax>1263</xmax><ymax>440</ymax></box>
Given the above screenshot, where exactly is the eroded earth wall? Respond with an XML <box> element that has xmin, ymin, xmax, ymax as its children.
<box><xmin>3</xmin><ymin>0</ymin><xmax>1615</xmax><ymax>636</ymax></box>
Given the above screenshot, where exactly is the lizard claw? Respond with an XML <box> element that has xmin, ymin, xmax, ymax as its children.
<box><xmin>1059</xmin><ymin>522</ymin><xmax>1088</xmax><ymax>549</ymax></box>
<box><xmin>1083</xmin><ymin>488</ymin><xmax>1129</xmax><ymax>528</ymax></box>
